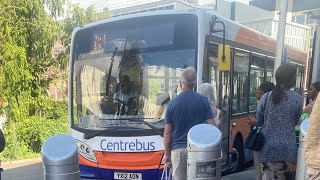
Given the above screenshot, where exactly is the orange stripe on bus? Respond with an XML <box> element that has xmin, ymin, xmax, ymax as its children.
<box><xmin>95</xmin><ymin>151</ymin><xmax>164</xmax><ymax>170</ymax></box>
<box><xmin>79</xmin><ymin>154</ymin><xmax>99</xmax><ymax>167</ymax></box>
<box><xmin>235</xmin><ymin>26</ymin><xmax>307</xmax><ymax>62</ymax></box>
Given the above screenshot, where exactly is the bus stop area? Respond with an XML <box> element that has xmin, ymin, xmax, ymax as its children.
<box><xmin>1</xmin><ymin>161</ymin><xmax>256</xmax><ymax>180</ymax></box>
<box><xmin>222</xmin><ymin>169</ymin><xmax>256</xmax><ymax>180</ymax></box>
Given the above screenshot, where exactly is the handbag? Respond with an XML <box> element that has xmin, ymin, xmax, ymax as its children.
<box><xmin>245</xmin><ymin>93</ymin><xmax>269</xmax><ymax>151</ymax></box>
<box><xmin>161</xmin><ymin>163</ymin><xmax>172</xmax><ymax>180</ymax></box>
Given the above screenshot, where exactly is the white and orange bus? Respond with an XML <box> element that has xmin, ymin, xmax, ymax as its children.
<box><xmin>69</xmin><ymin>9</ymin><xmax>307</xmax><ymax>179</ymax></box>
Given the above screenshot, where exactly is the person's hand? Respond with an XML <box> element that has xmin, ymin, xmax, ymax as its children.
<box><xmin>163</xmin><ymin>154</ymin><xmax>171</xmax><ymax>165</ymax></box>
<box><xmin>247</xmin><ymin>116</ymin><xmax>257</xmax><ymax>126</ymax></box>
<box><xmin>303</xmin><ymin>103</ymin><xmax>314</xmax><ymax>115</ymax></box>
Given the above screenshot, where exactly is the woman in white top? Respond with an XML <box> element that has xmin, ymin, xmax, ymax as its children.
<box><xmin>198</xmin><ymin>83</ymin><xmax>222</xmax><ymax>129</ymax></box>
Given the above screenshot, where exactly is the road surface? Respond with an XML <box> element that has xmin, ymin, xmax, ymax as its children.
<box><xmin>2</xmin><ymin>162</ymin><xmax>255</xmax><ymax>180</ymax></box>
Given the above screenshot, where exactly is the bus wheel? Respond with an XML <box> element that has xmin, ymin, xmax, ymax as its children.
<box><xmin>229</xmin><ymin>143</ymin><xmax>244</xmax><ymax>173</ymax></box>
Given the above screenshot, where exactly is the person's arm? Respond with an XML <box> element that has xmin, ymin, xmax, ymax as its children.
<box><xmin>164</xmin><ymin>124</ymin><xmax>172</xmax><ymax>164</ymax></box>
<box><xmin>256</xmin><ymin>94</ymin><xmax>267</xmax><ymax>125</ymax></box>
<box><xmin>247</xmin><ymin>116</ymin><xmax>257</xmax><ymax>126</ymax></box>
<box><xmin>205</xmin><ymin>98</ymin><xmax>214</xmax><ymax>125</ymax></box>
<box><xmin>163</xmin><ymin>103</ymin><xmax>172</xmax><ymax>164</ymax></box>
<box><xmin>207</xmin><ymin>118</ymin><xmax>215</xmax><ymax>126</ymax></box>
<box><xmin>295</xmin><ymin>97</ymin><xmax>303</xmax><ymax>125</ymax></box>
<box><xmin>218</xmin><ymin>110</ymin><xmax>223</xmax><ymax>126</ymax></box>
<box><xmin>303</xmin><ymin>102</ymin><xmax>314</xmax><ymax>115</ymax></box>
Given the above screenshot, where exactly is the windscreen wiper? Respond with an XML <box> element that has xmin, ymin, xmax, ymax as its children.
<box><xmin>105</xmin><ymin>47</ymin><xmax>118</xmax><ymax>96</ymax></box>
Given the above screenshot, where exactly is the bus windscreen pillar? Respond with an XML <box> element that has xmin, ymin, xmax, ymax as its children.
<box><xmin>41</xmin><ymin>134</ymin><xmax>80</xmax><ymax>180</ymax></box>
<box><xmin>187</xmin><ymin>124</ymin><xmax>222</xmax><ymax>180</ymax></box>
<box><xmin>296</xmin><ymin>119</ymin><xmax>309</xmax><ymax>180</ymax></box>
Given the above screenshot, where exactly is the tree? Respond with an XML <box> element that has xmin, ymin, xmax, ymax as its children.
<box><xmin>57</xmin><ymin>2</ymin><xmax>110</xmax><ymax>73</ymax></box>
<box><xmin>0</xmin><ymin>0</ymin><xmax>65</xmax><ymax>122</ymax></box>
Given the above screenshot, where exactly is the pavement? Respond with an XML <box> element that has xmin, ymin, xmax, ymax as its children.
<box><xmin>222</xmin><ymin>169</ymin><xmax>256</xmax><ymax>180</ymax></box>
<box><xmin>1</xmin><ymin>157</ymin><xmax>256</xmax><ymax>180</ymax></box>
<box><xmin>2</xmin><ymin>157</ymin><xmax>42</xmax><ymax>170</ymax></box>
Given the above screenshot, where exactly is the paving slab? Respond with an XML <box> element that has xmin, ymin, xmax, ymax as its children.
<box><xmin>222</xmin><ymin>169</ymin><xmax>256</xmax><ymax>180</ymax></box>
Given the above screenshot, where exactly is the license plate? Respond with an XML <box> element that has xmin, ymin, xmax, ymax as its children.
<box><xmin>114</xmin><ymin>172</ymin><xmax>142</xmax><ymax>180</ymax></box>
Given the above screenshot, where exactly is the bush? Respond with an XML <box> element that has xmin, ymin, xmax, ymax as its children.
<box><xmin>16</xmin><ymin>116</ymin><xmax>69</xmax><ymax>153</ymax></box>
<box><xmin>39</xmin><ymin>98</ymin><xmax>68</xmax><ymax>119</ymax></box>
<box><xmin>0</xmin><ymin>100</ymin><xmax>70</xmax><ymax>160</ymax></box>
<box><xmin>1</xmin><ymin>124</ymin><xmax>38</xmax><ymax>161</ymax></box>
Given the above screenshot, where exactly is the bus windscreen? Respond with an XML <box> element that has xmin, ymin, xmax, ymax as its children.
<box><xmin>71</xmin><ymin>14</ymin><xmax>197</xmax><ymax>130</ymax></box>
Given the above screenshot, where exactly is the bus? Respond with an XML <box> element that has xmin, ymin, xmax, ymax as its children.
<box><xmin>69</xmin><ymin>9</ymin><xmax>307</xmax><ymax>179</ymax></box>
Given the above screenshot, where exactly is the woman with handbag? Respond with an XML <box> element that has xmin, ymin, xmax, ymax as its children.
<box><xmin>247</xmin><ymin>81</ymin><xmax>274</xmax><ymax>180</ymax></box>
<box><xmin>256</xmin><ymin>64</ymin><xmax>302</xmax><ymax>180</ymax></box>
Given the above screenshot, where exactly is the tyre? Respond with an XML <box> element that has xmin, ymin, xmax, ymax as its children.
<box><xmin>228</xmin><ymin>140</ymin><xmax>244</xmax><ymax>174</ymax></box>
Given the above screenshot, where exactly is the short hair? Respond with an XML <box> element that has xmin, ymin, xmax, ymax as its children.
<box><xmin>198</xmin><ymin>83</ymin><xmax>216</xmax><ymax>106</ymax></box>
<box><xmin>179</xmin><ymin>67</ymin><xmax>197</xmax><ymax>88</ymax></box>
<box><xmin>312</xmin><ymin>82</ymin><xmax>320</xmax><ymax>92</ymax></box>
<box><xmin>258</xmin><ymin>81</ymin><xmax>275</xmax><ymax>94</ymax></box>
<box><xmin>121</xmin><ymin>75</ymin><xmax>130</xmax><ymax>84</ymax></box>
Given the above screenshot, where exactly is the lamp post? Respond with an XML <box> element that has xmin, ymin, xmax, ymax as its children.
<box><xmin>274</xmin><ymin>0</ymin><xmax>289</xmax><ymax>80</ymax></box>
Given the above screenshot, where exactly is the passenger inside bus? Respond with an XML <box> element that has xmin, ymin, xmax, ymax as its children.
<box><xmin>113</xmin><ymin>75</ymin><xmax>136</xmax><ymax>115</ymax></box>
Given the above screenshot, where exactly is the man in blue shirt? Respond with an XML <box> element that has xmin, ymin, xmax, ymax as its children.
<box><xmin>163</xmin><ymin>67</ymin><xmax>214</xmax><ymax>180</ymax></box>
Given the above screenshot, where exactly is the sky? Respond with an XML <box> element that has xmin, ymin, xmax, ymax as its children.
<box><xmin>73</xmin><ymin>0</ymin><xmax>252</xmax><ymax>10</ymax></box>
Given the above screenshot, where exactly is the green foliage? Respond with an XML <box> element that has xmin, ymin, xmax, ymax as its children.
<box><xmin>39</xmin><ymin>98</ymin><xmax>68</xmax><ymax>119</ymax></box>
<box><xmin>0</xmin><ymin>0</ymin><xmax>64</xmax><ymax>122</ymax></box>
<box><xmin>1</xmin><ymin>124</ymin><xmax>38</xmax><ymax>161</ymax></box>
<box><xmin>0</xmin><ymin>43</ymin><xmax>33</xmax><ymax>122</ymax></box>
<box><xmin>0</xmin><ymin>0</ymin><xmax>110</xmax><ymax>161</ymax></box>
<box><xmin>0</xmin><ymin>100</ymin><xmax>68</xmax><ymax>160</ymax></box>
<box><xmin>16</xmin><ymin>115</ymin><xmax>69</xmax><ymax>153</ymax></box>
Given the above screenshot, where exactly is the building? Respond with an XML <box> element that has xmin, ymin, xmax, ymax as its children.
<box><xmin>107</xmin><ymin>0</ymin><xmax>310</xmax><ymax>53</ymax></box>
<box><xmin>45</xmin><ymin>41</ymin><xmax>68</xmax><ymax>100</ymax></box>
<box><xmin>214</xmin><ymin>0</ymin><xmax>311</xmax><ymax>53</ymax></box>
<box><xmin>108</xmin><ymin>0</ymin><xmax>214</xmax><ymax>17</ymax></box>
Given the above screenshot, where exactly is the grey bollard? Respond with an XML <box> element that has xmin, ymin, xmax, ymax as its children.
<box><xmin>187</xmin><ymin>124</ymin><xmax>222</xmax><ymax>180</ymax></box>
<box><xmin>296</xmin><ymin>119</ymin><xmax>309</xmax><ymax>180</ymax></box>
<box><xmin>41</xmin><ymin>134</ymin><xmax>80</xmax><ymax>180</ymax></box>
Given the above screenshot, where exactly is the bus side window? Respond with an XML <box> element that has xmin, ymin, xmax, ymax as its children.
<box><xmin>232</xmin><ymin>49</ymin><xmax>250</xmax><ymax>115</ymax></box>
<box><xmin>249</xmin><ymin>54</ymin><xmax>266</xmax><ymax>112</ymax></box>
<box><xmin>208</xmin><ymin>44</ymin><xmax>219</xmax><ymax>106</ymax></box>
<box><xmin>266</xmin><ymin>57</ymin><xmax>274</xmax><ymax>82</ymax></box>
<box><xmin>295</xmin><ymin>64</ymin><xmax>304</xmax><ymax>94</ymax></box>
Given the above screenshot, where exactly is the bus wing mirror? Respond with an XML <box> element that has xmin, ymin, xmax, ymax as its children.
<box><xmin>218</xmin><ymin>44</ymin><xmax>231</xmax><ymax>71</ymax></box>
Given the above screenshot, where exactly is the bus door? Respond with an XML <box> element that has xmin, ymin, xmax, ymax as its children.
<box><xmin>204</xmin><ymin>38</ymin><xmax>231</xmax><ymax>173</ymax></box>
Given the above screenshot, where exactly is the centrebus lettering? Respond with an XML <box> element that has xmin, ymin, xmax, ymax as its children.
<box><xmin>100</xmin><ymin>139</ymin><xmax>156</xmax><ymax>151</ymax></box>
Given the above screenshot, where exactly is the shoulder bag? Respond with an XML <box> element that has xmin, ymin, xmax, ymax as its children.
<box><xmin>245</xmin><ymin>93</ymin><xmax>269</xmax><ymax>151</ymax></box>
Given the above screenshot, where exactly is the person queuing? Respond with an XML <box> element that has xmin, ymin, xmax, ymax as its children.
<box><xmin>163</xmin><ymin>67</ymin><xmax>214</xmax><ymax>180</ymax></box>
<box><xmin>256</xmin><ymin>64</ymin><xmax>302</xmax><ymax>180</ymax></box>
<box><xmin>198</xmin><ymin>83</ymin><xmax>222</xmax><ymax>129</ymax></box>
<box><xmin>247</xmin><ymin>81</ymin><xmax>275</xmax><ymax>180</ymax></box>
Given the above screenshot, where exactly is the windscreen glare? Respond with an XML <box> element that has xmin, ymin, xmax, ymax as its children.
<box><xmin>72</xmin><ymin>14</ymin><xmax>197</xmax><ymax>129</ymax></box>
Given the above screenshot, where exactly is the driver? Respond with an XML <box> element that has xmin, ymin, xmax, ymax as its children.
<box><xmin>113</xmin><ymin>75</ymin><xmax>135</xmax><ymax>115</ymax></box>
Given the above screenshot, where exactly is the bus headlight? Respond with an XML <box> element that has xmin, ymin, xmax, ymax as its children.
<box><xmin>77</xmin><ymin>141</ymin><xmax>97</xmax><ymax>162</ymax></box>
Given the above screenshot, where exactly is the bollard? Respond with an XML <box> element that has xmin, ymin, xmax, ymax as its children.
<box><xmin>41</xmin><ymin>134</ymin><xmax>80</xmax><ymax>180</ymax></box>
<box><xmin>296</xmin><ymin>119</ymin><xmax>309</xmax><ymax>180</ymax></box>
<box><xmin>187</xmin><ymin>124</ymin><xmax>222</xmax><ymax>180</ymax></box>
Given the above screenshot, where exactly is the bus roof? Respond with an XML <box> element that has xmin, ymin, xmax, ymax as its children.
<box><xmin>74</xmin><ymin>9</ymin><xmax>307</xmax><ymax>63</ymax></box>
